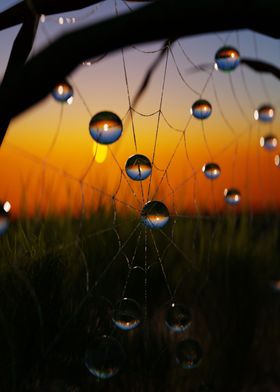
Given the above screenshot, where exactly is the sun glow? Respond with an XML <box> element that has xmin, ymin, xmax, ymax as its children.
<box><xmin>92</xmin><ymin>141</ymin><xmax>108</xmax><ymax>163</ymax></box>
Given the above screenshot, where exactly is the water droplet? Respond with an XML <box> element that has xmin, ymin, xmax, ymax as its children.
<box><xmin>215</xmin><ymin>46</ymin><xmax>240</xmax><ymax>72</ymax></box>
<box><xmin>254</xmin><ymin>105</ymin><xmax>275</xmax><ymax>122</ymax></box>
<box><xmin>141</xmin><ymin>201</ymin><xmax>169</xmax><ymax>229</ymax></box>
<box><xmin>89</xmin><ymin>112</ymin><xmax>123</xmax><ymax>145</ymax></box>
<box><xmin>40</xmin><ymin>14</ymin><xmax>46</xmax><ymax>23</ymax></box>
<box><xmin>52</xmin><ymin>81</ymin><xmax>73</xmax><ymax>103</ymax></box>
<box><xmin>176</xmin><ymin>339</ymin><xmax>203</xmax><ymax>369</ymax></box>
<box><xmin>165</xmin><ymin>303</ymin><xmax>192</xmax><ymax>333</ymax></box>
<box><xmin>58</xmin><ymin>16</ymin><xmax>64</xmax><ymax>25</ymax></box>
<box><xmin>260</xmin><ymin>134</ymin><xmax>278</xmax><ymax>150</ymax></box>
<box><xmin>112</xmin><ymin>298</ymin><xmax>141</xmax><ymax>331</ymax></box>
<box><xmin>191</xmin><ymin>99</ymin><xmax>212</xmax><ymax>120</ymax></box>
<box><xmin>0</xmin><ymin>201</ymin><xmax>10</xmax><ymax>235</ymax></box>
<box><xmin>85</xmin><ymin>335</ymin><xmax>125</xmax><ymax>379</ymax></box>
<box><xmin>83</xmin><ymin>60</ymin><xmax>93</xmax><ymax>67</ymax></box>
<box><xmin>275</xmin><ymin>154</ymin><xmax>280</xmax><ymax>167</ymax></box>
<box><xmin>224</xmin><ymin>188</ymin><xmax>241</xmax><ymax>205</ymax></box>
<box><xmin>270</xmin><ymin>280</ymin><xmax>280</xmax><ymax>291</ymax></box>
<box><xmin>202</xmin><ymin>162</ymin><xmax>221</xmax><ymax>180</ymax></box>
<box><xmin>125</xmin><ymin>154</ymin><xmax>152</xmax><ymax>181</ymax></box>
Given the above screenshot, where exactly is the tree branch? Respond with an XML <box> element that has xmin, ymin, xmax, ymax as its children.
<box><xmin>0</xmin><ymin>0</ymin><xmax>280</xmax><ymax>146</ymax></box>
<box><xmin>0</xmin><ymin>8</ymin><xmax>39</xmax><ymax>144</ymax></box>
<box><xmin>0</xmin><ymin>0</ymin><xmax>105</xmax><ymax>31</ymax></box>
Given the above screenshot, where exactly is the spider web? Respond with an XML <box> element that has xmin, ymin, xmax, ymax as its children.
<box><xmin>1</xmin><ymin>0</ymin><xmax>280</xmax><ymax>390</ymax></box>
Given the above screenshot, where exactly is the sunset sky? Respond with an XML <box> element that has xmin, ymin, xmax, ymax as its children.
<box><xmin>1</xmin><ymin>0</ymin><xmax>280</xmax><ymax>217</ymax></box>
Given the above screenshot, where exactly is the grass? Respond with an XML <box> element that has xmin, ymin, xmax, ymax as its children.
<box><xmin>0</xmin><ymin>211</ymin><xmax>280</xmax><ymax>391</ymax></box>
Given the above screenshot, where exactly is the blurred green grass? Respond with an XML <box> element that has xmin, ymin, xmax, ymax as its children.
<box><xmin>0</xmin><ymin>211</ymin><xmax>280</xmax><ymax>391</ymax></box>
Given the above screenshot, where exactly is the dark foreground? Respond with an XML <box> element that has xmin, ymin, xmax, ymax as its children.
<box><xmin>0</xmin><ymin>212</ymin><xmax>280</xmax><ymax>391</ymax></box>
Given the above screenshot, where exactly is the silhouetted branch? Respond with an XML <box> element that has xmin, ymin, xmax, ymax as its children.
<box><xmin>0</xmin><ymin>8</ymin><xmax>39</xmax><ymax>144</ymax></box>
<box><xmin>241</xmin><ymin>58</ymin><xmax>280</xmax><ymax>80</ymax></box>
<box><xmin>132</xmin><ymin>39</ymin><xmax>171</xmax><ymax>108</ymax></box>
<box><xmin>0</xmin><ymin>0</ymin><xmax>104</xmax><ymax>31</ymax></box>
<box><xmin>1</xmin><ymin>1</ymin><xmax>280</xmax><ymax>146</ymax></box>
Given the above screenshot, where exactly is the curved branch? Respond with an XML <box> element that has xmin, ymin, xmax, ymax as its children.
<box><xmin>0</xmin><ymin>8</ymin><xmax>39</xmax><ymax>144</ymax></box>
<box><xmin>0</xmin><ymin>1</ymin><xmax>280</xmax><ymax>141</ymax></box>
<box><xmin>0</xmin><ymin>0</ymin><xmax>104</xmax><ymax>31</ymax></box>
<box><xmin>241</xmin><ymin>58</ymin><xmax>280</xmax><ymax>80</ymax></box>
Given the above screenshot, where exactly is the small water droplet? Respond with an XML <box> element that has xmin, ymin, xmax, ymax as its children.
<box><xmin>260</xmin><ymin>134</ymin><xmax>278</xmax><ymax>150</ymax></box>
<box><xmin>141</xmin><ymin>201</ymin><xmax>169</xmax><ymax>229</ymax></box>
<box><xmin>191</xmin><ymin>99</ymin><xmax>212</xmax><ymax>120</ymax></box>
<box><xmin>165</xmin><ymin>303</ymin><xmax>192</xmax><ymax>333</ymax></box>
<box><xmin>202</xmin><ymin>162</ymin><xmax>221</xmax><ymax>180</ymax></box>
<box><xmin>125</xmin><ymin>154</ymin><xmax>152</xmax><ymax>181</ymax></box>
<box><xmin>112</xmin><ymin>298</ymin><xmax>141</xmax><ymax>331</ymax></box>
<box><xmin>89</xmin><ymin>112</ymin><xmax>123</xmax><ymax>144</ymax></box>
<box><xmin>85</xmin><ymin>335</ymin><xmax>125</xmax><ymax>379</ymax></box>
<box><xmin>176</xmin><ymin>339</ymin><xmax>203</xmax><ymax>369</ymax></box>
<box><xmin>254</xmin><ymin>104</ymin><xmax>275</xmax><ymax>122</ymax></box>
<box><xmin>215</xmin><ymin>46</ymin><xmax>240</xmax><ymax>72</ymax></box>
<box><xmin>224</xmin><ymin>188</ymin><xmax>241</xmax><ymax>205</ymax></box>
<box><xmin>52</xmin><ymin>81</ymin><xmax>73</xmax><ymax>103</ymax></box>
<box><xmin>0</xmin><ymin>201</ymin><xmax>10</xmax><ymax>235</ymax></box>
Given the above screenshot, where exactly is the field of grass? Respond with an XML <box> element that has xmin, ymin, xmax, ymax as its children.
<box><xmin>0</xmin><ymin>211</ymin><xmax>280</xmax><ymax>391</ymax></box>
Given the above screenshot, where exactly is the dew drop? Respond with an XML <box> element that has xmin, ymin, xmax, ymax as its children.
<box><xmin>141</xmin><ymin>201</ymin><xmax>169</xmax><ymax>229</ymax></box>
<box><xmin>0</xmin><ymin>201</ymin><xmax>11</xmax><ymax>235</ymax></box>
<box><xmin>254</xmin><ymin>105</ymin><xmax>275</xmax><ymax>122</ymax></box>
<box><xmin>191</xmin><ymin>99</ymin><xmax>212</xmax><ymax>120</ymax></box>
<box><xmin>176</xmin><ymin>339</ymin><xmax>203</xmax><ymax>369</ymax></box>
<box><xmin>275</xmin><ymin>154</ymin><xmax>280</xmax><ymax>167</ymax></box>
<box><xmin>112</xmin><ymin>298</ymin><xmax>141</xmax><ymax>331</ymax></box>
<box><xmin>165</xmin><ymin>303</ymin><xmax>192</xmax><ymax>333</ymax></box>
<box><xmin>52</xmin><ymin>81</ymin><xmax>73</xmax><ymax>103</ymax></box>
<box><xmin>224</xmin><ymin>188</ymin><xmax>241</xmax><ymax>205</ymax></box>
<box><xmin>125</xmin><ymin>154</ymin><xmax>152</xmax><ymax>181</ymax></box>
<box><xmin>260</xmin><ymin>134</ymin><xmax>278</xmax><ymax>150</ymax></box>
<box><xmin>89</xmin><ymin>111</ymin><xmax>123</xmax><ymax>145</ymax></box>
<box><xmin>85</xmin><ymin>335</ymin><xmax>125</xmax><ymax>379</ymax></box>
<box><xmin>202</xmin><ymin>162</ymin><xmax>221</xmax><ymax>180</ymax></box>
<box><xmin>215</xmin><ymin>46</ymin><xmax>240</xmax><ymax>72</ymax></box>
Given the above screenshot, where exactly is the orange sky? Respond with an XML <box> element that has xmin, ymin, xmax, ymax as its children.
<box><xmin>1</xmin><ymin>11</ymin><xmax>280</xmax><ymax>217</ymax></box>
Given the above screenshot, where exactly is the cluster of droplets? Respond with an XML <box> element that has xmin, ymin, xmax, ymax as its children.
<box><xmin>85</xmin><ymin>299</ymin><xmax>202</xmax><ymax>379</ymax></box>
<box><xmin>47</xmin><ymin>44</ymin><xmax>280</xmax><ymax>382</ymax></box>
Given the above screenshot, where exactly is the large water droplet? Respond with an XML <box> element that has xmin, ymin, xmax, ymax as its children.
<box><xmin>51</xmin><ymin>81</ymin><xmax>73</xmax><ymax>103</ymax></box>
<box><xmin>191</xmin><ymin>99</ymin><xmax>212</xmax><ymax>120</ymax></box>
<box><xmin>275</xmin><ymin>154</ymin><xmax>280</xmax><ymax>167</ymax></box>
<box><xmin>125</xmin><ymin>154</ymin><xmax>152</xmax><ymax>181</ymax></box>
<box><xmin>202</xmin><ymin>162</ymin><xmax>221</xmax><ymax>180</ymax></box>
<box><xmin>176</xmin><ymin>339</ymin><xmax>203</xmax><ymax>369</ymax></box>
<box><xmin>85</xmin><ymin>335</ymin><xmax>125</xmax><ymax>379</ymax></box>
<box><xmin>254</xmin><ymin>105</ymin><xmax>275</xmax><ymax>122</ymax></box>
<box><xmin>112</xmin><ymin>298</ymin><xmax>141</xmax><ymax>331</ymax></box>
<box><xmin>224</xmin><ymin>188</ymin><xmax>241</xmax><ymax>205</ymax></box>
<box><xmin>89</xmin><ymin>112</ymin><xmax>123</xmax><ymax>145</ymax></box>
<box><xmin>215</xmin><ymin>46</ymin><xmax>240</xmax><ymax>72</ymax></box>
<box><xmin>165</xmin><ymin>303</ymin><xmax>192</xmax><ymax>333</ymax></box>
<box><xmin>141</xmin><ymin>201</ymin><xmax>169</xmax><ymax>229</ymax></box>
<box><xmin>0</xmin><ymin>201</ymin><xmax>11</xmax><ymax>235</ymax></box>
<box><xmin>260</xmin><ymin>134</ymin><xmax>278</xmax><ymax>150</ymax></box>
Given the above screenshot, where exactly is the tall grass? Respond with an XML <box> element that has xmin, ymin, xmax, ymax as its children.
<box><xmin>0</xmin><ymin>211</ymin><xmax>279</xmax><ymax>391</ymax></box>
